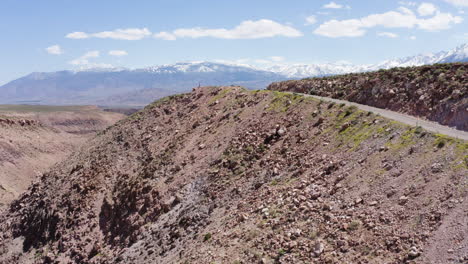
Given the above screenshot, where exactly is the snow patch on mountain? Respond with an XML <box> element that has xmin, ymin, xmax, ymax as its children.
<box><xmin>269</xmin><ymin>43</ymin><xmax>468</xmax><ymax>78</ymax></box>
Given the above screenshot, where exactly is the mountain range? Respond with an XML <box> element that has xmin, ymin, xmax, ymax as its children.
<box><xmin>0</xmin><ymin>43</ymin><xmax>467</xmax><ymax>106</ymax></box>
<box><xmin>268</xmin><ymin>42</ymin><xmax>468</xmax><ymax>77</ymax></box>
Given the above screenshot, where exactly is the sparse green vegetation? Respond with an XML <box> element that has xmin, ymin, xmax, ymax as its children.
<box><xmin>203</xmin><ymin>233</ymin><xmax>212</xmax><ymax>242</ymax></box>
<box><xmin>348</xmin><ymin>220</ymin><xmax>361</xmax><ymax>231</ymax></box>
<box><xmin>145</xmin><ymin>93</ymin><xmax>186</xmax><ymax>111</ymax></box>
<box><xmin>266</xmin><ymin>91</ymin><xmax>303</xmax><ymax>112</ymax></box>
<box><xmin>309</xmin><ymin>230</ymin><xmax>319</xmax><ymax>240</ymax></box>
<box><xmin>433</xmin><ymin>134</ymin><xmax>455</xmax><ymax>149</ymax></box>
<box><xmin>413</xmin><ymin>126</ymin><xmax>426</xmax><ymax>137</ymax></box>
<box><xmin>210</xmin><ymin>87</ymin><xmax>232</xmax><ymax>103</ymax></box>
<box><xmin>385</xmin><ymin>127</ymin><xmax>421</xmax><ymax>151</ymax></box>
<box><xmin>128</xmin><ymin>111</ymin><xmax>143</xmax><ymax>121</ymax></box>
<box><xmin>344</xmin><ymin>106</ymin><xmax>357</xmax><ymax>117</ymax></box>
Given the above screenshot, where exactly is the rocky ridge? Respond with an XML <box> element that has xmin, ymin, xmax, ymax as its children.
<box><xmin>267</xmin><ymin>63</ymin><xmax>468</xmax><ymax>131</ymax></box>
<box><xmin>0</xmin><ymin>86</ymin><xmax>466</xmax><ymax>263</ymax></box>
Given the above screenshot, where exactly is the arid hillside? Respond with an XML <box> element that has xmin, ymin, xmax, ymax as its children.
<box><xmin>267</xmin><ymin>63</ymin><xmax>468</xmax><ymax>131</ymax></box>
<box><xmin>0</xmin><ymin>87</ymin><xmax>466</xmax><ymax>264</ymax></box>
<box><xmin>0</xmin><ymin>105</ymin><xmax>124</xmax><ymax>211</ymax></box>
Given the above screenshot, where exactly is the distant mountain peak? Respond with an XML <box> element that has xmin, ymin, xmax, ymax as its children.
<box><xmin>269</xmin><ymin>42</ymin><xmax>468</xmax><ymax>77</ymax></box>
<box><xmin>1</xmin><ymin>43</ymin><xmax>466</xmax><ymax>106</ymax></box>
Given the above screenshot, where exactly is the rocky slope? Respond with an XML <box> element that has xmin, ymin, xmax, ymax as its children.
<box><xmin>0</xmin><ymin>106</ymin><xmax>124</xmax><ymax>211</ymax></box>
<box><xmin>0</xmin><ymin>86</ymin><xmax>466</xmax><ymax>264</ymax></box>
<box><xmin>268</xmin><ymin>63</ymin><xmax>468</xmax><ymax>131</ymax></box>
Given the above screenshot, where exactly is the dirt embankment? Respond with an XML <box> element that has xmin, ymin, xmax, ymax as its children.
<box><xmin>0</xmin><ymin>87</ymin><xmax>466</xmax><ymax>264</ymax></box>
<box><xmin>0</xmin><ymin>106</ymin><xmax>124</xmax><ymax>211</ymax></box>
<box><xmin>267</xmin><ymin>63</ymin><xmax>468</xmax><ymax>131</ymax></box>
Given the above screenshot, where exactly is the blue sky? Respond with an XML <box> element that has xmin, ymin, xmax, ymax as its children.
<box><xmin>0</xmin><ymin>0</ymin><xmax>467</xmax><ymax>85</ymax></box>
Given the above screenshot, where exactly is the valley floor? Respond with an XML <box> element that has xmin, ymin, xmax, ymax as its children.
<box><xmin>0</xmin><ymin>105</ymin><xmax>124</xmax><ymax>211</ymax></box>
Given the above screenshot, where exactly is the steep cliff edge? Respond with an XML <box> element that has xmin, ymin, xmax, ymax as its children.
<box><xmin>0</xmin><ymin>87</ymin><xmax>466</xmax><ymax>264</ymax></box>
<box><xmin>267</xmin><ymin>63</ymin><xmax>468</xmax><ymax>131</ymax></box>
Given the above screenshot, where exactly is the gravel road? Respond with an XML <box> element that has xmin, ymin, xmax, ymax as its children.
<box><xmin>304</xmin><ymin>94</ymin><xmax>468</xmax><ymax>141</ymax></box>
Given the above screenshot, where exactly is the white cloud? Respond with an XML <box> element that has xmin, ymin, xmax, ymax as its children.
<box><xmin>418</xmin><ymin>3</ymin><xmax>437</xmax><ymax>16</ymax></box>
<box><xmin>418</xmin><ymin>12</ymin><xmax>463</xmax><ymax>30</ymax></box>
<box><xmin>69</xmin><ymin>51</ymin><xmax>100</xmax><ymax>65</ymax></box>
<box><xmin>93</xmin><ymin>28</ymin><xmax>151</xmax><ymax>40</ymax></box>
<box><xmin>66</xmin><ymin>32</ymin><xmax>89</xmax><ymax>39</ymax></box>
<box><xmin>108</xmin><ymin>50</ymin><xmax>128</xmax><ymax>56</ymax></box>
<box><xmin>154</xmin><ymin>19</ymin><xmax>302</xmax><ymax>40</ymax></box>
<box><xmin>410</xmin><ymin>35</ymin><xmax>417</xmax><ymax>40</ymax></box>
<box><xmin>444</xmin><ymin>0</ymin><xmax>468</xmax><ymax>7</ymax></box>
<box><xmin>314</xmin><ymin>7</ymin><xmax>462</xmax><ymax>37</ymax></box>
<box><xmin>314</xmin><ymin>19</ymin><xmax>366</xmax><ymax>37</ymax></box>
<box><xmin>399</xmin><ymin>1</ymin><xmax>417</xmax><ymax>6</ymax></box>
<box><xmin>362</xmin><ymin>10</ymin><xmax>419</xmax><ymax>28</ymax></box>
<box><xmin>69</xmin><ymin>51</ymin><xmax>113</xmax><ymax>69</ymax></box>
<box><xmin>378</xmin><ymin>32</ymin><xmax>399</xmax><ymax>38</ymax></box>
<box><xmin>46</xmin><ymin>45</ymin><xmax>63</xmax><ymax>55</ymax></box>
<box><xmin>324</xmin><ymin>2</ymin><xmax>343</xmax><ymax>9</ymax></box>
<box><xmin>305</xmin><ymin>15</ymin><xmax>317</xmax><ymax>25</ymax></box>
<box><xmin>154</xmin><ymin>31</ymin><xmax>177</xmax><ymax>40</ymax></box>
<box><xmin>66</xmin><ymin>28</ymin><xmax>151</xmax><ymax>40</ymax></box>
<box><xmin>270</xmin><ymin>56</ymin><xmax>285</xmax><ymax>62</ymax></box>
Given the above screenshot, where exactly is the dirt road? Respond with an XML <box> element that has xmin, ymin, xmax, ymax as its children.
<box><xmin>303</xmin><ymin>94</ymin><xmax>468</xmax><ymax>141</ymax></box>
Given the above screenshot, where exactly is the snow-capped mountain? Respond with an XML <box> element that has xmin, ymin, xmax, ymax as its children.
<box><xmin>0</xmin><ymin>43</ymin><xmax>466</xmax><ymax>106</ymax></box>
<box><xmin>267</xmin><ymin>62</ymin><xmax>369</xmax><ymax>78</ymax></box>
<box><xmin>0</xmin><ymin>62</ymin><xmax>284</xmax><ymax>105</ymax></box>
<box><xmin>371</xmin><ymin>44</ymin><xmax>468</xmax><ymax>70</ymax></box>
<box><xmin>267</xmin><ymin>43</ymin><xmax>468</xmax><ymax>78</ymax></box>
<box><xmin>438</xmin><ymin>43</ymin><xmax>468</xmax><ymax>63</ymax></box>
<box><xmin>137</xmin><ymin>62</ymin><xmax>265</xmax><ymax>74</ymax></box>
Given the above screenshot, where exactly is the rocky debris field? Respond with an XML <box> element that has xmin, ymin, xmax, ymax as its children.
<box><xmin>267</xmin><ymin>63</ymin><xmax>468</xmax><ymax>131</ymax></box>
<box><xmin>0</xmin><ymin>118</ymin><xmax>38</xmax><ymax>127</ymax></box>
<box><xmin>0</xmin><ymin>86</ymin><xmax>466</xmax><ymax>264</ymax></box>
